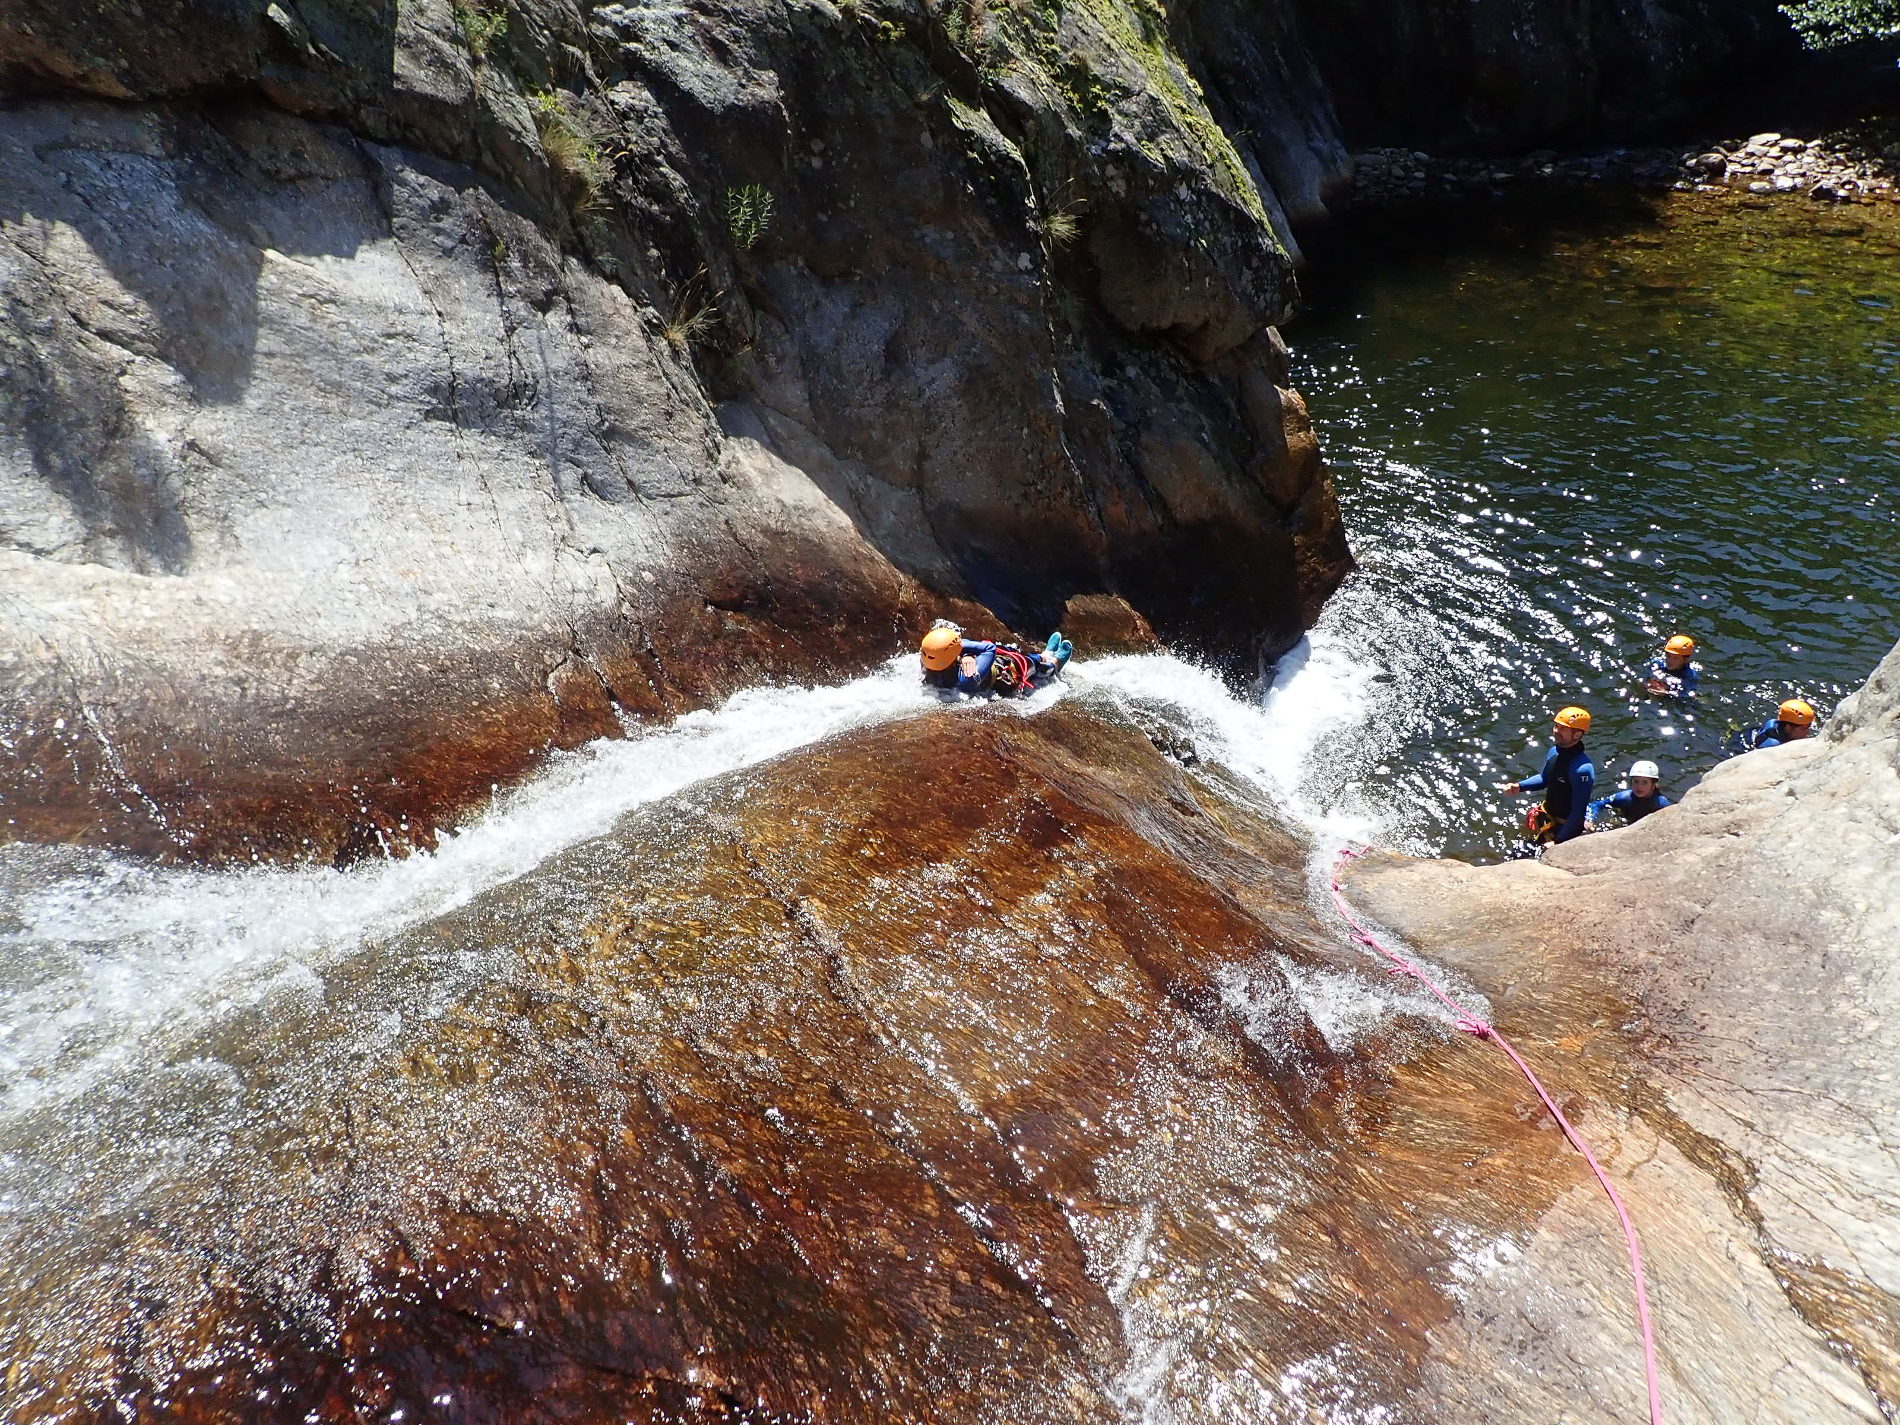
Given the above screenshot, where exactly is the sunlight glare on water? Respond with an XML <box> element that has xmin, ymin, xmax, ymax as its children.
<box><xmin>1291</xmin><ymin>192</ymin><xmax>1900</xmax><ymax>858</ymax></box>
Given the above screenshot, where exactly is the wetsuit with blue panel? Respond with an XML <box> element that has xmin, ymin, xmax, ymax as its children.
<box><xmin>1746</xmin><ymin>716</ymin><xmax>1805</xmax><ymax>749</ymax></box>
<box><xmin>1520</xmin><ymin>743</ymin><xmax>1596</xmax><ymax>843</ymax></box>
<box><xmin>922</xmin><ymin>639</ymin><xmax>998</xmax><ymax>696</ymax></box>
<box><xmin>1586</xmin><ymin>788</ymin><xmax>1671</xmax><ymax>826</ymax></box>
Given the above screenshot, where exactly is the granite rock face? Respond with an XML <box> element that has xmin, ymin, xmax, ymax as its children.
<box><xmin>0</xmin><ymin>0</ymin><xmax>1352</xmax><ymax>861</ymax></box>
<box><xmin>1345</xmin><ymin>635</ymin><xmax>1900</xmax><ymax>1421</ymax></box>
<box><xmin>0</xmin><ymin>0</ymin><xmax>1807</xmax><ymax>862</ymax></box>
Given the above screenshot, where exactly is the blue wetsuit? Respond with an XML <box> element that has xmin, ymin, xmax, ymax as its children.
<box><xmin>1746</xmin><ymin>716</ymin><xmax>1811</xmax><ymax>749</ymax></box>
<box><xmin>1642</xmin><ymin>657</ymin><xmax>1700</xmax><ymax>697</ymax></box>
<box><xmin>1586</xmin><ymin>789</ymin><xmax>1671</xmax><ymax>826</ymax></box>
<box><xmin>1521</xmin><ymin>742</ymin><xmax>1595</xmax><ymax>843</ymax></box>
<box><xmin>923</xmin><ymin>640</ymin><xmax>997</xmax><ymax>696</ymax></box>
<box><xmin>955</xmin><ymin>640</ymin><xmax>997</xmax><ymax>695</ymax></box>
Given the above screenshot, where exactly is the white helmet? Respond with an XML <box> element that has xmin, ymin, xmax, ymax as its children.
<box><xmin>1628</xmin><ymin>760</ymin><xmax>1661</xmax><ymax>781</ymax></box>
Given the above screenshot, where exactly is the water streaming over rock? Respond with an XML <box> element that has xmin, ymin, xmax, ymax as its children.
<box><xmin>0</xmin><ymin>662</ymin><xmax>947</xmax><ymax>1120</ymax></box>
<box><xmin>5</xmin><ymin>641</ymin><xmax>1492</xmax><ymax>1424</ymax></box>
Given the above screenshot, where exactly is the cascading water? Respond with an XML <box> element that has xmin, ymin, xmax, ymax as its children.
<box><xmin>0</xmin><ymin>661</ymin><xmax>958</xmax><ymax>1120</ymax></box>
<box><xmin>6</xmin><ymin>188</ymin><xmax>1896</xmax><ymax>1425</ymax></box>
<box><xmin>0</xmin><ymin>643</ymin><xmax>1416</xmax><ymax>1425</ymax></box>
<box><xmin>0</xmin><ymin>646</ymin><xmax>1381</xmax><ymax>1126</ymax></box>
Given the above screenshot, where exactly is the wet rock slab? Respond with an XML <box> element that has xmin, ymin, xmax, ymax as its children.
<box><xmin>7</xmin><ymin>689</ymin><xmax>1886</xmax><ymax>1422</ymax></box>
<box><xmin>4</xmin><ymin>702</ymin><xmax>1592</xmax><ymax>1424</ymax></box>
<box><xmin>1346</xmin><ymin>637</ymin><xmax>1900</xmax><ymax>1422</ymax></box>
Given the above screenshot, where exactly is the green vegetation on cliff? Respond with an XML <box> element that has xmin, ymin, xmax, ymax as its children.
<box><xmin>1780</xmin><ymin>0</ymin><xmax>1900</xmax><ymax>46</ymax></box>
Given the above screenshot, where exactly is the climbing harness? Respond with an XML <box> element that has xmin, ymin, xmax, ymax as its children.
<box><xmin>1328</xmin><ymin>845</ymin><xmax>1666</xmax><ymax>1425</ymax></box>
<box><xmin>988</xmin><ymin>645</ymin><xmax>1037</xmax><ymax>698</ymax></box>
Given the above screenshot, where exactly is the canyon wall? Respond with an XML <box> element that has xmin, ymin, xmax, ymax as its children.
<box><xmin>0</xmin><ymin>0</ymin><xmax>1799</xmax><ymax>862</ymax></box>
<box><xmin>1282</xmin><ymin>0</ymin><xmax>1800</xmax><ymax>153</ymax></box>
<box><xmin>0</xmin><ymin>0</ymin><xmax>1350</xmax><ymax>860</ymax></box>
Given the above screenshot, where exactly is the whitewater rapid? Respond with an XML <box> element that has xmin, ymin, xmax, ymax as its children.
<box><xmin>0</xmin><ymin>627</ymin><xmax>1412</xmax><ymax>1127</ymax></box>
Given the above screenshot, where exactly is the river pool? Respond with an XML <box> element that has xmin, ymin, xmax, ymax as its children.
<box><xmin>1286</xmin><ymin>191</ymin><xmax>1900</xmax><ymax>861</ymax></box>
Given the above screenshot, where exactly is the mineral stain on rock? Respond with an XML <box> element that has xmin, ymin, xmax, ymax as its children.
<box><xmin>4</xmin><ymin>705</ymin><xmax>1602</xmax><ymax>1423</ymax></box>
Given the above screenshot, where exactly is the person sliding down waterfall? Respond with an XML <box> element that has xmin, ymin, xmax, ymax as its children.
<box><xmin>1586</xmin><ymin>759</ymin><xmax>1671</xmax><ymax>829</ymax></box>
<box><xmin>918</xmin><ymin>622</ymin><xmax>1071</xmax><ymax>700</ymax></box>
<box><xmin>1499</xmin><ymin>705</ymin><xmax>1596</xmax><ymax>848</ymax></box>
<box><xmin>1642</xmin><ymin>634</ymin><xmax>1701</xmax><ymax>698</ymax></box>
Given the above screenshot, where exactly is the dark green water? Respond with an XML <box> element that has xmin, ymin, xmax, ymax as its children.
<box><xmin>1288</xmin><ymin>193</ymin><xmax>1900</xmax><ymax>861</ymax></box>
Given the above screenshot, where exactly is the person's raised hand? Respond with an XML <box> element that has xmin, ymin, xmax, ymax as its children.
<box><xmin>1499</xmin><ymin>782</ymin><xmax>1521</xmax><ymax>796</ymax></box>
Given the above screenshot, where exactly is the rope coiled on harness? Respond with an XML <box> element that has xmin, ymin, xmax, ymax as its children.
<box><xmin>1328</xmin><ymin>845</ymin><xmax>1665</xmax><ymax>1425</ymax></box>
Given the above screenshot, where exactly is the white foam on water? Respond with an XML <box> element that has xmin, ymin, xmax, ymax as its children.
<box><xmin>1069</xmin><ymin>625</ymin><xmax>1391</xmax><ymax>849</ymax></box>
<box><xmin>1</xmin><ymin>618</ymin><xmax>1402</xmax><ymax>1128</ymax></box>
<box><xmin>0</xmin><ymin>657</ymin><xmax>958</xmax><ymax>1117</ymax></box>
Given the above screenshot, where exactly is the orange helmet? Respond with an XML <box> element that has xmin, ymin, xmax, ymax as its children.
<box><xmin>1664</xmin><ymin>635</ymin><xmax>1696</xmax><ymax>657</ymax></box>
<box><xmin>1777</xmin><ymin>698</ymin><xmax>1816</xmax><ymax>727</ymax></box>
<box><xmin>920</xmin><ymin>627</ymin><xmax>962</xmax><ymax>671</ymax></box>
<box><xmin>1553</xmin><ymin>706</ymin><xmax>1591</xmax><ymax>731</ymax></box>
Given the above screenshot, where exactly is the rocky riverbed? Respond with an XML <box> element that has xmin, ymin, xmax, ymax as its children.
<box><xmin>1350</xmin><ymin>121</ymin><xmax>1900</xmax><ymax>206</ymax></box>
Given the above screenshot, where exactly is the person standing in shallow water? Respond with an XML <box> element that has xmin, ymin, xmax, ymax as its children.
<box><xmin>1643</xmin><ymin>635</ymin><xmax>1701</xmax><ymax>698</ymax></box>
<box><xmin>1500</xmin><ymin>705</ymin><xmax>1596</xmax><ymax>845</ymax></box>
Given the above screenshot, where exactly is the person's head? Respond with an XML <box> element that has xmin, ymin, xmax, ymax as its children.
<box><xmin>1777</xmin><ymin>698</ymin><xmax>1816</xmax><ymax>740</ymax></box>
<box><xmin>1628</xmin><ymin>758</ymin><xmax>1661</xmax><ymax>799</ymax></box>
<box><xmin>920</xmin><ymin>627</ymin><xmax>961</xmax><ymax>672</ymax></box>
<box><xmin>1663</xmin><ymin>634</ymin><xmax>1695</xmax><ymax>670</ymax></box>
<box><xmin>1552</xmin><ymin>705</ymin><xmax>1590</xmax><ymax>748</ymax></box>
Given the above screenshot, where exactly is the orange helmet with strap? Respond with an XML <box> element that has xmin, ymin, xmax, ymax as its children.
<box><xmin>920</xmin><ymin>627</ymin><xmax>961</xmax><ymax>671</ymax></box>
<box><xmin>1778</xmin><ymin>698</ymin><xmax>1816</xmax><ymax>727</ymax></box>
<box><xmin>1553</xmin><ymin>705</ymin><xmax>1591</xmax><ymax>731</ymax></box>
<box><xmin>1664</xmin><ymin>635</ymin><xmax>1696</xmax><ymax>657</ymax></box>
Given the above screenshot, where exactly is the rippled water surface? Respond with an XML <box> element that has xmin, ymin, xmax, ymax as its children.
<box><xmin>1288</xmin><ymin>193</ymin><xmax>1900</xmax><ymax>859</ymax></box>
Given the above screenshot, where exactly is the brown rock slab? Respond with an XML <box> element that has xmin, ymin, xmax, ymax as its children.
<box><xmin>4</xmin><ymin>704</ymin><xmax>1588</xmax><ymax>1424</ymax></box>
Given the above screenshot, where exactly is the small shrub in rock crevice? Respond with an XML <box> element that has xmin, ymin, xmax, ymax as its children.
<box><xmin>529</xmin><ymin>90</ymin><xmax>613</xmax><ymax>209</ymax></box>
<box><xmin>453</xmin><ymin>1</ymin><xmax>507</xmax><ymax>59</ymax></box>
<box><xmin>724</xmin><ymin>185</ymin><xmax>776</xmax><ymax>250</ymax></box>
<box><xmin>661</xmin><ymin>269</ymin><xmax>721</xmax><ymax>352</ymax></box>
<box><xmin>1041</xmin><ymin>194</ymin><xmax>1085</xmax><ymax>248</ymax></box>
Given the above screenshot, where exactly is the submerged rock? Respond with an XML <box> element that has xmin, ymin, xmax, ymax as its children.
<box><xmin>4</xmin><ymin>688</ymin><xmax>1891</xmax><ymax>1422</ymax></box>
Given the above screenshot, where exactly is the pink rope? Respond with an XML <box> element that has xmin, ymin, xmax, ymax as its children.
<box><xmin>1328</xmin><ymin>845</ymin><xmax>1665</xmax><ymax>1425</ymax></box>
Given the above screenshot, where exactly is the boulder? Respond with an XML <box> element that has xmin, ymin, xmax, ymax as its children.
<box><xmin>1345</xmin><ymin>636</ymin><xmax>1900</xmax><ymax>1419</ymax></box>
